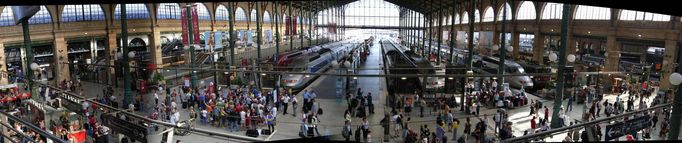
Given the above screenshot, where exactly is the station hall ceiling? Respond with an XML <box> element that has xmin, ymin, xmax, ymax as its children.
<box><xmin>2</xmin><ymin>0</ymin><xmax>680</xmax><ymax>17</ymax></box>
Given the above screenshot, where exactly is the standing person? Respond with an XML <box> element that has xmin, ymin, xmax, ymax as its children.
<box><xmin>543</xmin><ymin>106</ymin><xmax>549</xmax><ymax>122</ymax></box>
<box><xmin>463</xmin><ymin>117</ymin><xmax>471</xmax><ymax>139</ymax></box>
<box><xmin>567</xmin><ymin>94</ymin><xmax>574</xmax><ymax>112</ymax></box>
<box><xmin>266</xmin><ymin>112</ymin><xmax>275</xmax><ymax>132</ymax></box>
<box><xmin>367</xmin><ymin>92</ymin><xmax>374</xmax><ymax>114</ymax></box>
<box><xmin>494</xmin><ymin>110</ymin><xmax>501</xmax><ymax>133</ymax></box>
<box><xmin>283</xmin><ymin>95</ymin><xmax>290</xmax><ymax>115</ymax></box>
<box><xmin>292</xmin><ymin>95</ymin><xmax>298</xmax><ymax>117</ymax></box>
<box><xmin>343</xmin><ymin>120</ymin><xmax>352</xmax><ymax>141</ymax></box>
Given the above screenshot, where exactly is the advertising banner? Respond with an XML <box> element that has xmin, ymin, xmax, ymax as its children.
<box><xmin>214</xmin><ymin>32</ymin><xmax>223</xmax><ymax>48</ymax></box>
<box><xmin>181</xmin><ymin>8</ymin><xmax>188</xmax><ymax>45</ymax></box>
<box><xmin>191</xmin><ymin>6</ymin><xmax>200</xmax><ymax>44</ymax></box>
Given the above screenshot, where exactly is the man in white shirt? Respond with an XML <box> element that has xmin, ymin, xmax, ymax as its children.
<box><xmin>129</xmin><ymin>103</ymin><xmax>135</xmax><ymax>112</ymax></box>
<box><xmin>283</xmin><ymin>95</ymin><xmax>290</xmax><ymax>115</ymax></box>
<box><xmin>240</xmin><ymin>110</ymin><xmax>246</xmax><ymax>126</ymax></box>
<box><xmin>154</xmin><ymin>92</ymin><xmax>159</xmax><ymax>106</ymax></box>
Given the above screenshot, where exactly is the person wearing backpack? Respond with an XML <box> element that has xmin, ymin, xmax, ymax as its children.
<box><xmin>343</xmin><ymin>120</ymin><xmax>352</xmax><ymax>141</ymax></box>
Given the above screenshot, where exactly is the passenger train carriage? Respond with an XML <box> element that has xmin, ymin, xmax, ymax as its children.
<box><xmin>279</xmin><ymin>39</ymin><xmax>359</xmax><ymax>89</ymax></box>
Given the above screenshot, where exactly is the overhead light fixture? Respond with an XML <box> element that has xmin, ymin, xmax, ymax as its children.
<box><xmin>448</xmin><ymin>77</ymin><xmax>454</xmax><ymax>80</ymax></box>
<box><xmin>193</xmin><ymin>71</ymin><xmax>197</xmax><ymax>73</ymax></box>
<box><xmin>638</xmin><ymin>34</ymin><xmax>642</xmax><ymax>37</ymax></box>
<box><xmin>587</xmin><ymin>31</ymin><xmax>591</xmax><ymax>34</ymax></box>
<box><xmin>305</xmin><ymin>75</ymin><xmax>310</xmax><ymax>78</ymax></box>
<box><xmin>551</xmin><ymin>29</ymin><xmax>554</xmax><ymax>32</ymax></box>
<box><xmin>261</xmin><ymin>73</ymin><xmax>266</xmax><ymax>76</ymax></box>
<box><xmin>224</xmin><ymin>72</ymin><xmax>229</xmax><ymax>75</ymax></box>
<box><xmin>401</xmin><ymin>77</ymin><xmax>407</xmax><ymax>80</ymax></box>
<box><xmin>84</xmin><ymin>32</ymin><xmax>88</xmax><ymax>35</ymax></box>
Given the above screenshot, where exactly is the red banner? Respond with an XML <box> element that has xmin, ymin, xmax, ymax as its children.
<box><xmin>285</xmin><ymin>16</ymin><xmax>290</xmax><ymax>35</ymax></box>
<box><xmin>181</xmin><ymin>7</ymin><xmax>188</xmax><ymax>45</ymax></box>
<box><xmin>191</xmin><ymin>6</ymin><xmax>200</xmax><ymax>44</ymax></box>
<box><xmin>181</xmin><ymin>5</ymin><xmax>200</xmax><ymax>45</ymax></box>
<box><xmin>292</xmin><ymin>16</ymin><xmax>297</xmax><ymax>35</ymax></box>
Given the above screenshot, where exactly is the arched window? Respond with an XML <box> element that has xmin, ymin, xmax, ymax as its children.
<box><xmin>157</xmin><ymin>3</ymin><xmax>181</xmax><ymax>20</ymax></box>
<box><xmin>115</xmin><ymin>4</ymin><xmax>150</xmax><ymax>19</ymax></box>
<box><xmin>574</xmin><ymin>5</ymin><xmax>610</xmax><ymax>20</ymax></box>
<box><xmin>28</xmin><ymin>6</ymin><xmax>52</xmax><ymax>24</ymax></box>
<box><xmin>62</xmin><ymin>4</ymin><xmax>105</xmax><ymax>22</ymax></box>
<box><xmin>474</xmin><ymin>9</ymin><xmax>480</xmax><ymax>23</ymax></box>
<box><xmin>195</xmin><ymin>3</ymin><xmax>210</xmax><ymax>20</ymax></box>
<box><xmin>497</xmin><ymin>3</ymin><xmax>512</xmax><ymax>21</ymax></box>
<box><xmin>215</xmin><ymin>5</ymin><xmax>229</xmax><ymax>21</ymax></box>
<box><xmin>461</xmin><ymin>12</ymin><xmax>469</xmax><ymax>24</ymax></box>
<box><xmin>454</xmin><ymin>14</ymin><xmax>460</xmax><ymax>24</ymax></box>
<box><xmin>517</xmin><ymin>1</ymin><xmax>536</xmax><ymax>20</ymax></box>
<box><xmin>263</xmin><ymin>11</ymin><xmax>271</xmax><ymax>22</ymax></box>
<box><xmin>282</xmin><ymin>14</ymin><xmax>286</xmax><ymax>24</ymax></box>
<box><xmin>541</xmin><ymin>2</ymin><xmax>563</xmax><ymax>19</ymax></box>
<box><xmin>235</xmin><ymin>7</ymin><xmax>247</xmax><ymax>21</ymax></box>
<box><xmin>483</xmin><ymin>7</ymin><xmax>494</xmax><ymax>22</ymax></box>
<box><xmin>0</xmin><ymin>7</ymin><xmax>14</xmax><ymax>26</ymax></box>
<box><xmin>250</xmin><ymin>9</ymin><xmax>257</xmax><ymax>21</ymax></box>
<box><xmin>619</xmin><ymin>10</ymin><xmax>670</xmax><ymax>21</ymax></box>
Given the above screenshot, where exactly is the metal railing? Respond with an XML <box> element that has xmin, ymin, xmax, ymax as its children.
<box><xmin>503</xmin><ymin>102</ymin><xmax>672</xmax><ymax>143</ymax></box>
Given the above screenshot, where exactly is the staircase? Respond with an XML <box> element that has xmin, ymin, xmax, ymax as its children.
<box><xmin>194</xmin><ymin>52</ymin><xmax>211</xmax><ymax>65</ymax></box>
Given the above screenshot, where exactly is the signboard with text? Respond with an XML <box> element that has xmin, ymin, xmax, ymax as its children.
<box><xmin>605</xmin><ymin>115</ymin><xmax>652</xmax><ymax>141</ymax></box>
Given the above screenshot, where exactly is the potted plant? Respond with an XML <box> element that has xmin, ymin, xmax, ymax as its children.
<box><xmin>149</xmin><ymin>71</ymin><xmax>166</xmax><ymax>86</ymax></box>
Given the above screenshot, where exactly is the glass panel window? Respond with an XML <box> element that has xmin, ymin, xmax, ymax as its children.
<box><xmin>462</xmin><ymin>12</ymin><xmax>469</xmax><ymax>24</ymax></box>
<box><xmin>235</xmin><ymin>7</ymin><xmax>247</xmax><ymax>21</ymax></box>
<box><xmin>157</xmin><ymin>3</ymin><xmax>181</xmax><ymax>20</ymax></box>
<box><xmin>483</xmin><ymin>7</ymin><xmax>494</xmax><ymax>22</ymax></box>
<box><xmin>341</xmin><ymin>0</ymin><xmax>400</xmax><ymax>27</ymax></box>
<box><xmin>541</xmin><ymin>2</ymin><xmax>563</xmax><ymax>19</ymax></box>
<box><xmin>497</xmin><ymin>3</ymin><xmax>512</xmax><ymax>21</ymax></box>
<box><xmin>0</xmin><ymin>7</ymin><xmax>15</xmax><ymax>26</ymax></box>
<box><xmin>474</xmin><ymin>9</ymin><xmax>480</xmax><ymax>22</ymax></box>
<box><xmin>517</xmin><ymin>1</ymin><xmax>536</xmax><ymax>20</ymax></box>
<box><xmin>28</xmin><ymin>6</ymin><xmax>52</xmax><ymax>24</ymax></box>
<box><xmin>115</xmin><ymin>4</ymin><xmax>150</xmax><ymax>19</ymax></box>
<box><xmin>215</xmin><ymin>5</ymin><xmax>229</xmax><ymax>21</ymax></box>
<box><xmin>619</xmin><ymin>10</ymin><xmax>670</xmax><ymax>21</ymax></box>
<box><xmin>250</xmin><ymin>9</ymin><xmax>257</xmax><ymax>21</ymax></box>
<box><xmin>62</xmin><ymin>4</ymin><xmax>105</xmax><ymax>22</ymax></box>
<box><xmin>263</xmin><ymin>11</ymin><xmax>271</xmax><ymax>22</ymax></box>
<box><xmin>575</xmin><ymin>5</ymin><xmax>610</xmax><ymax>20</ymax></box>
<box><xmin>195</xmin><ymin>3</ymin><xmax>210</xmax><ymax>20</ymax></box>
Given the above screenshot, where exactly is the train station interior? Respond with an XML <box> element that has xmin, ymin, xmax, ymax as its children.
<box><xmin>0</xmin><ymin>0</ymin><xmax>681</xmax><ymax>142</ymax></box>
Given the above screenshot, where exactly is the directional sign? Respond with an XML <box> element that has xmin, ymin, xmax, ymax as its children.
<box><xmin>605</xmin><ymin>115</ymin><xmax>652</xmax><ymax>141</ymax></box>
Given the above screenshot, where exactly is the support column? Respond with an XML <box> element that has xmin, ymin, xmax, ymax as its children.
<box><xmin>107</xmin><ymin>31</ymin><xmax>117</xmax><ymax>86</ymax></box>
<box><xmin>150</xmin><ymin>28</ymin><xmax>163</xmax><ymax>67</ymax></box>
<box><xmin>449</xmin><ymin>9</ymin><xmax>456</xmax><ymax>65</ymax></box>
<box><xmin>53</xmin><ymin>35</ymin><xmax>71</xmax><ymax>83</ymax></box>
<box><xmin>669</xmin><ymin>35</ymin><xmax>682</xmax><ymax>140</ymax></box>
<box><xmin>533</xmin><ymin>29</ymin><xmax>545</xmax><ymax>64</ymax></box>
<box><xmin>660</xmin><ymin>31</ymin><xmax>680</xmax><ymax>90</ymax></box>
<box><xmin>604</xmin><ymin>29</ymin><xmax>619</xmax><ymax>72</ymax></box>
<box><xmin>511</xmin><ymin>28</ymin><xmax>520</xmax><ymax>60</ymax></box>
<box><xmin>437</xmin><ymin>10</ymin><xmax>443</xmax><ymax>66</ymax></box>
<box><xmin>0</xmin><ymin>42</ymin><xmax>7</xmax><ymax>85</ymax></box>
<box><xmin>550</xmin><ymin>3</ymin><xmax>571</xmax><ymax>128</ymax></box>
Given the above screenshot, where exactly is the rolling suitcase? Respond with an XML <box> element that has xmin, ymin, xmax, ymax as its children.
<box><xmin>246</xmin><ymin>129</ymin><xmax>259</xmax><ymax>137</ymax></box>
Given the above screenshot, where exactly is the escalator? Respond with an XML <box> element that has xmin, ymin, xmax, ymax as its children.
<box><xmin>162</xmin><ymin>39</ymin><xmax>184</xmax><ymax>57</ymax></box>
